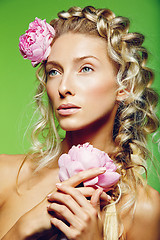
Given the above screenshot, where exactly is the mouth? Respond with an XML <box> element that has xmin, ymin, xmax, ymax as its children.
<box><xmin>57</xmin><ymin>103</ymin><xmax>81</xmax><ymax>116</ymax></box>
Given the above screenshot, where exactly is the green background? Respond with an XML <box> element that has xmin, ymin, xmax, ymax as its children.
<box><xmin>0</xmin><ymin>0</ymin><xmax>159</xmax><ymax>191</ymax></box>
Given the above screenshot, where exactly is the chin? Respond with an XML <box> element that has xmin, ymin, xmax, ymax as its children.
<box><xmin>60</xmin><ymin>124</ymin><xmax>83</xmax><ymax>132</ymax></box>
<box><xmin>59</xmin><ymin>120</ymin><xmax>88</xmax><ymax>132</ymax></box>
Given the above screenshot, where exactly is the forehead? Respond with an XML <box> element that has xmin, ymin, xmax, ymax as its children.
<box><xmin>47</xmin><ymin>32</ymin><xmax>109</xmax><ymax>62</ymax></box>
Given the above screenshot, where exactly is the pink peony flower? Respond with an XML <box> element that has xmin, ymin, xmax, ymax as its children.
<box><xmin>19</xmin><ymin>17</ymin><xmax>55</xmax><ymax>67</ymax></box>
<box><xmin>58</xmin><ymin>143</ymin><xmax>121</xmax><ymax>191</ymax></box>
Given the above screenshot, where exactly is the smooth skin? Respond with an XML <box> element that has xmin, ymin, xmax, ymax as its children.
<box><xmin>0</xmin><ymin>154</ymin><xmax>159</xmax><ymax>239</ymax></box>
<box><xmin>46</xmin><ymin>33</ymin><xmax>120</xmax><ymax>135</ymax></box>
<box><xmin>48</xmin><ymin>184</ymin><xmax>103</xmax><ymax>240</ymax></box>
<box><xmin>0</xmin><ymin>155</ymin><xmax>109</xmax><ymax>239</ymax></box>
<box><xmin>0</xmin><ymin>33</ymin><xmax>159</xmax><ymax>239</ymax></box>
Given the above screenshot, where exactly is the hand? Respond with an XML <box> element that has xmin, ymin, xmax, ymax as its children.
<box><xmin>48</xmin><ymin>167</ymin><xmax>111</xmax><ymax>203</ymax></box>
<box><xmin>47</xmin><ymin>167</ymin><xmax>110</xmax><ymax>240</ymax></box>
<box><xmin>47</xmin><ymin>184</ymin><xmax>103</xmax><ymax>240</ymax></box>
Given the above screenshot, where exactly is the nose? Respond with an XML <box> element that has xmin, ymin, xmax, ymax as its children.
<box><xmin>58</xmin><ymin>72</ymin><xmax>75</xmax><ymax>98</ymax></box>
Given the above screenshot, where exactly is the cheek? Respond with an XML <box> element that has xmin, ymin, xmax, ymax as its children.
<box><xmin>85</xmin><ymin>79</ymin><xmax>117</xmax><ymax>101</ymax></box>
<box><xmin>83</xmin><ymin>78</ymin><xmax>118</xmax><ymax>117</ymax></box>
<box><xmin>46</xmin><ymin>82</ymin><xmax>57</xmax><ymax>102</ymax></box>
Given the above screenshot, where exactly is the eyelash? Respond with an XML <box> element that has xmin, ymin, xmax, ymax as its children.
<box><xmin>80</xmin><ymin>66</ymin><xmax>94</xmax><ymax>73</ymax></box>
<box><xmin>47</xmin><ymin>69</ymin><xmax>60</xmax><ymax>77</ymax></box>
<box><xmin>46</xmin><ymin>65</ymin><xmax>94</xmax><ymax>77</ymax></box>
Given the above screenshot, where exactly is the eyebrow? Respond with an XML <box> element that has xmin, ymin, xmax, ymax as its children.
<box><xmin>73</xmin><ymin>55</ymin><xmax>100</xmax><ymax>63</ymax></box>
<box><xmin>46</xmin><ymin>55</ymin><xmax>100</xmax><ymax>67</ymax></box>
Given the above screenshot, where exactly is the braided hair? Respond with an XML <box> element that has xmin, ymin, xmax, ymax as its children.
<box><xmin>30</xmin><ymin>6</ymin><xmax>159</xmax><ymax>239</ymax></box>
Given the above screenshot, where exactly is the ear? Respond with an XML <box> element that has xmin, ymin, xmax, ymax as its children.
<box><xmin>116</xmin><ymin>89</ymin><xmax>130</xmax><ymax>102</ymax></box>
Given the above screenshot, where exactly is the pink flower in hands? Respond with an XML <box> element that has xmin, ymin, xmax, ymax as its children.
<box><xmin>58</xmin><ymin>143</ymin><xmax>121</xmax><ymax>191</ymax></box>
<box><xmin>19</xmin><ymin>17</ymin><xmax>55</xmax><ymax>67</ymax></box>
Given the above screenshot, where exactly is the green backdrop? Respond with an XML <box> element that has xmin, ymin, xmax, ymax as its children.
<box><xmin>0</xmin><ymin>0</ymin><xmax>159</xmax><ymax>191</ymax></box>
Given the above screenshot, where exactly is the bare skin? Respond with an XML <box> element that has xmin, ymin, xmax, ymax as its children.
<box><xmin>0</xmin><ymin>154</ymin><xmax>110</xmax><ymax>239</ymax></box>
<box><xmin>1</xmin><ymin>33</ymin><xmax>159</xmax><ymax>239</ymax></box>
<box><xmin>0</xmin><ymin>153</ymin><xmax>159</xmax><ymax>239</ymax></box>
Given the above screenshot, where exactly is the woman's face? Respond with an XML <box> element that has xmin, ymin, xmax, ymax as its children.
<box><xmin>46</xmin><ymin>32</ymin><xmax>119</xmax><ymax>131</ymax></box>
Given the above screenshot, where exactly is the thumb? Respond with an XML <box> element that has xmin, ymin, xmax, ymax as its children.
<box><xmin>90</xmin><ymin>188</ymin><xmax>103</xmax><ymax>212</ymax></box>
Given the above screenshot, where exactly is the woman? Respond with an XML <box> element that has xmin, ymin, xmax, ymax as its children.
<box><xmin>0</xmin><ymin>6</ymin><xmax>159</xmax><ymax>240</ymax></box>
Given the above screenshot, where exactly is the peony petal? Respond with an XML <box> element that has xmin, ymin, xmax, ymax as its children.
<box><xmin>58</xmin><ymin>154</ymin><xmax>71</xmax><ymax>168</ymax></box>
<box><xmin>29</xmin><ymin>48</ymin><xmax>43</xmax><ymax>61</ymax></box>
<box><xmin>105</xmin><ymin>161</ymin><xmax>117</xmax><ymax>172</ymax></box>
<box><xmin>67</xmin><ymin>161</ymin><xmax>84</xmax><ymax>177</ymax></box>
<box><xmin>19</xmin><ymin>17</ymin><xmax>55</xmax><ymax>66</ymax></box>
<box><xmin>97</xmin><ymin>171</ymin><xmax>121</xmax><ymax>189</ymax></box>
<box><xmin>31</xmin><ymin>61</ymin><xmax>38</xmax><ymax>67</ymax></box>
<box><xmin>83</xmin><ymin>176</ymin><xmax>99</xmax><ymax>187</ymax></box>
<box><xmin>91</xmin><ymin>147</ymin><xmax>107</xmax><ymax>166</ymax></box>
<box><xmin>74</xmin><ymin>148</ymin><xmax>101</xmax><ymax>169</ymax></box>
<box><xmin>43</xmin><ymin>46</ymin><xmax>51</xmax><ymax>60</ymax></box>
<box><xmin>59</xmin><ymin>166</ymin><xmax>70</xmax><ymax>182</ymax></box>
<box><xmin>81</xmin><ymin>149</ymin><xmax>99</xmax><ymax>168</ymax></box>
<box><xmin>68</xmin><ymin>145</ymin><xmax>81</xmax><ymax>161</ymax></box>
<box><xmin>57</xmin><ymin>143</ymin><xmax>121</xmax><ymax>190</ymax></box>
<box><xmin>47</xmin><ymin>23</ymin><xmax>55</xmax><ymax>35</ymax></box>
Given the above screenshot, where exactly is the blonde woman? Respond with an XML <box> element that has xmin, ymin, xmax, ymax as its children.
<box><xmin>0</xmin><ymin>6</ymin><xmax>159</xmax><ymax>240</ymax></box>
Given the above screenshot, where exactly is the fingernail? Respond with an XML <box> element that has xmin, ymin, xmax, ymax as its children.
<box><xmin>47</xmin><ymin>193</ymin><xmax>52</xmax><ymax>198</ymax></box>
<box><xmin>56</xmin><ymin>183</ymin><xmax>62</xmax><ymax>188</ymax></box>
<box><xmin>107</xmin><ymin>195</ymin><xmax>112</xmax><ymax>201</ymax></box>
<box><xmin>99</xmin><ymin>167</ymin><xmax>106</xmax><ymax>172</ymax></box>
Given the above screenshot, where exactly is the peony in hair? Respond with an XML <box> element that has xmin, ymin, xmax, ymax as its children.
<box><xmin>19</xmin><ymin>17</ymin><xmax>55</xmax><ymax>67</ymax></box>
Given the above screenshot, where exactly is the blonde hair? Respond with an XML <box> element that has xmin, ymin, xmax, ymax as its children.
<box><xmin>27</xmin><ymin>6</ymin><xmax>159</xmax><ymax>239</ymax></box>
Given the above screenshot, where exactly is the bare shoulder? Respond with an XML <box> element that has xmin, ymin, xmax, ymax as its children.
<box><xmin>0</xmin><ymin>154</ymin><xmax>26</xmax><ymax>179</ymax></box>
<box><xmin>127</xmin><ymin>185</ymin><xmax>160</xmax><ymax>240</ymax></box>
<box><xmin>0</xmin><ymin>154</ymin><xmax>26</xmax><ymax>206</ymax></box>
<box><xmin>135</xmin><ymin>185</ymin><xmax>159</xmax><ymax>219</ymax></box>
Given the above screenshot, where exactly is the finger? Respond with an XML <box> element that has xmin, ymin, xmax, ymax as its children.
<box><xmin>48</xmin><ymin>186</ymin><xmax>110</xmax><ymax>202</ymax></box>
<box><xmin>47</xmin><ymin>191</ymin><xmax>87</xmax><ymax>220</ymax></box>
<box><xmin>48</xmin><ymin>203</ymin><xmax>80</xmax><ymax>229</ymax></box>
<box><xmin>90</xmin><ymin>189</ymin><xmax>104</xmax><ymax>234</ymax></box>
<box><xmin>56</xmin><ymin>184</ymin><xmax>92</xmax><ymax>209</ymax></box>
<box><xmin>51</xmin><ymin>217</ymin><xmax>78</xmax><ymax>239</ymax></box>
<box><xmin>47</xmin><ymin>187</ymin><xmax>111</xmax><ymax>204</ymax></box>
<box><xmin>62</xmin><ymin>167</ymin><xmax>106</xmax><ymax>187</ymax></box>
<box><xmin>90</xmin><ymin>188</ymin><xmax>103</xmax><ymax>212</ymax></box>
<box><xmin>76</xmin><ymin>187</ymin><xmax>111</xmax><ymax>202</ymax></box>
<box><xmin>47</xmin><ymin>188</ymin><xmax>111</xmax><ymax>212</ymax></box>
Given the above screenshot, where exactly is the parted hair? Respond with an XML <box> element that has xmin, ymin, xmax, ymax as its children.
<box><xmin>29</xmin><ymin>6</ymin><xmax>159</xmax><ymax>239</ymax></box>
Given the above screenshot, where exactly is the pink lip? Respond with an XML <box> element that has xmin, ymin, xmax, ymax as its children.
<box><xmin>57</xmin><ymin>103</ymin><xmax>81</xmax><ymax>116</ymax></box>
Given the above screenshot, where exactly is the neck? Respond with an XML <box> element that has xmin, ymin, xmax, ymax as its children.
<box><xmin>61</xmin><ymin>104</ymin><xmax>118</xmax><ymax>154</ymax></box>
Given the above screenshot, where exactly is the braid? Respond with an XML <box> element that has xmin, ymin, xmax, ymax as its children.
<box><xmin>31</xmin><ymin>6</ymin><xmax>159</xmax><ymax>239</ymax></box>
<box><xmin>32</xmin><ymin>5</ymin><xmax>159</xmax><ymax>187</ymax></box>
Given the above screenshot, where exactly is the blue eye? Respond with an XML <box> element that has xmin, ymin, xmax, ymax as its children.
<box><xmin>48</xmin><ymin>69</ymin><xmax>60</xmax><ymax>76</ymax></box>
<box><xmin>81</xmin><ymin>66</ymin><xmax>93</xmax><ymax>73</ymax></box>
